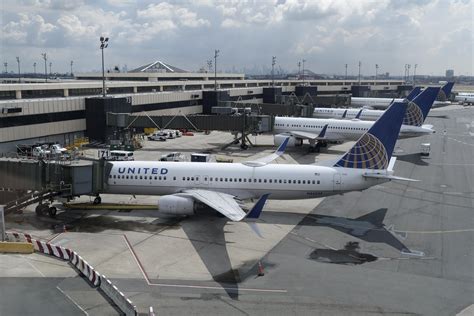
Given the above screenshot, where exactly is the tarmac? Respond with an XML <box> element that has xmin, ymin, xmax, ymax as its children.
<box><xmin>1</xmin><ymin>103</ymin><xmax>473</xmax><ymax>315</ymax></box>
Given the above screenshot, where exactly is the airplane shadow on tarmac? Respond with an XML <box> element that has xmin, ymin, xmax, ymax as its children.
<box><xmin>16</xmin><ymin>206</ymin><xmax>410</xmax><ymax>300</ymax></box>
<box><xmin>394</xmin><ymin>153</ymin><xmax>429</xmax><ymax>166</ymax></box>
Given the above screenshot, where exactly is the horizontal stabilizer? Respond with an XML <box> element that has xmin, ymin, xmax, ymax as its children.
<box><xmin>362</xmin><ymin>173</ymin><xmax>419</xmax><ymax>182</ymax></box>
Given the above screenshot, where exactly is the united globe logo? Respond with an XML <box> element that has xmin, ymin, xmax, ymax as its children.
<box><xmin>335</xmin><ymin>133</ymin><xmax>388</xmax><ymax>169</ymax></box>
<box><xmin>402</xmin><ymin>101</ymin><xmax>424</xmax><ymax>126</ymax></box>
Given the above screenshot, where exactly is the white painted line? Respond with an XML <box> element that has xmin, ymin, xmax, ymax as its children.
<box><xmin>122</xmin><ymin>235</ymin><xmax>288</xmax><ymax>294</ymax></box>
<box><xmin>56</xmin><ymin>286</ymin><xmax>89</xmax><ymax>316</ymax></box>
<box><xmin>22</xmin><ymin>255</ymin><xmax>45</xmax><ymax>277</ymax></box>
<box><xmin>146</xmin><ymin>282</ymin><xmax>287</xmax><ymax>293</ymax></box>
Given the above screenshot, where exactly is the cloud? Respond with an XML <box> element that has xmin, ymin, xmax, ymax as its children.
<box><xmin>0</xmin><ymin>0</ymin><xmax>471</xmax><ymax>76</ymax></box>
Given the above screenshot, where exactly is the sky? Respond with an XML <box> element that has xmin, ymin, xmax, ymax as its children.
<box><xmin>0</xmin><ymin>0</ymin><xmax>473</xmax><ymax>76</ymax></box>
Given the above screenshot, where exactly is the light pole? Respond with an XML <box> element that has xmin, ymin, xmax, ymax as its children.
<box><xmin>302</xmin><ymin>59</ymin><xmax>306</xmax><ymax>85</ymax></box>
<box><xmin>271</xmin><ymin>56</ymin><xmax>276</xmax><ymax>87</ymax></box>
<box><xmin>3</xmin><ymin>62</ymin><xmax>7</xmax><ymax>74</ymax></box>
<box><xmin>375</xmin><ymin>64</ymin><xmax>379</xmax><ymax>81</ymax></box>
<box><xmin>358</xmin><ymin>61</ymin><xmax>361</xmax><ymax>84</ymax></box>
<box><xmin>16</xmin><ymin>57</ymin><xmax>20</xmax><ymax>82</ymax></box>
<box><xmin>413</xmin><ymin>64</ymin><xmax>417</xmax><ymax>84</ymax></box>
<box><xmin>345</xmin><ymin>63</ymin><xmax>348</xmax><ymax>81</ymax></box>
<box><xmin>404</xmin><ymin>64</ymin><xmax>407</xmax><ymax>81</ymax></box>
<box><xmin>407</xmin><ymin>64</ymin><xmax>411</xmax><ymax>83</ymax></box>
<box><xmin>49</xmin><ymin>62</ymin><xmax>52</xmax><ymax>77</ymax></box>
<box><xmin>214</xmin><ymin>49</ymin><xmax>219</xmax><ymax>91</ymax></box>
<box><xmin>70</xmin><ymin>60</ymin><xmax>73</xmax><ymax>76</ymax></box>
<box><xmin>297</xmin><ymin>61</ymin><xmax>301</xmax><ymax>79</ymax></box>
<box><xmin>100</xmin><ymin>36</ymin><xmax>109</xmax><ymax>97</ymax></box>
<box><xmin>41</xmin><ymin>53</ymin><xmax>47</xmax><ymax>82</ymax></box>
<box><xmin>33</xmin><ymin>62</ymin><xmax>37</xmax><ymax>75</ymax></box>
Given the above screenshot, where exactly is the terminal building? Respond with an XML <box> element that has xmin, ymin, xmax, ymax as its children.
<box><xmin>0</xmin><ymin>60</ymin><xmax>405</xmax><ymax>152</ymax></box>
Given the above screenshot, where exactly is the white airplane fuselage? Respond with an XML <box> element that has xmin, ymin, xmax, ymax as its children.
<box><xmin>351</xmin><ymin>97</ymin><xmax>450</xmax><ymax>109</ymax></box>
<box><xmin>274</xmin><ymin>116</ymin><xmax>433</xmax><ymax>140</ymax></box>
<box><xmin>313</xmin><ymin>108</ymin><xmax>384</xmax><ymax>121</ymax></box>
<box><xmin>106</xmin><ymin>161</ymin><xmax>386</xmax><ymax>200</ymax></box>
<box><xmin>455</xmin><ymin>93</ymin><xmax>474</xmax><ymax>104</ymax></box>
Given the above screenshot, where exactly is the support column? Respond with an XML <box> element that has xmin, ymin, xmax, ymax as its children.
<box><xmin>63</xmin><ymin>89</ymin><xmax>69</xmax><ymax>97</ymax></box>
<box><xmin>133</xmin><ymin>86</ymin><xmax>138</xmax><ymax>93</ymax></box>
<box><xmin>15</xmin><ymin>90</ymin><xmax>22</xmax><ymax>99</ymax></box>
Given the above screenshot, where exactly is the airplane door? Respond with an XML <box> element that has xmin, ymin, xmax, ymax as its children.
<box><xmin>333</xmin><ymin>173</ymin><xmax>342</xmax><ymax>191</ymax></box>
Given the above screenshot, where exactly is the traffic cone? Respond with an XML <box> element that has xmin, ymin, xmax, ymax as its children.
<box><xmin>257</xmin><ymin>261</ymin><xmax>265</xmax><ymax>277</ymax></box>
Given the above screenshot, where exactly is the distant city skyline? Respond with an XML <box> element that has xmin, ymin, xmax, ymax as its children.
<box><xmin>1</xmin><ymin>0</ymin><xmax>472</xmax><ymax>76</ymax></box>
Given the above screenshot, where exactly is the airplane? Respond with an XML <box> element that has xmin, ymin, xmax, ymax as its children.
<box><xmin>313</xmin><ymin>87</ymin><xmax>439</xmax><ymax>125</ymax></box>
<box><xmin>105</xmin><ymin>101</ymin><xmax>412</xmax><ymax>222</ymax></box>
<box><xmin>454</xmin><ymin>92</ymin><xmax>474</xmax><ymax>105</ymax></box>
<box><xmin>273</xmin><ymin>87</ymin><xmax>439</xmax><ymax>149</ymax></box>
<box><xmin>350</xmin><ymin>82</ymin><xmax>454</xmax><ymax>109</ymax></box>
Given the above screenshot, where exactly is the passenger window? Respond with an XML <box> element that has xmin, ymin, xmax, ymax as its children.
<box><xmin>159</xmin><ymin>176</ymin><xmax>162</xmax><ymax>180</ymax></box>
<box><xmin>125</xmin><ymin>175</ymin><xmax>128</xmax><ymax>179</ymax></box>
<box><xmin>204</xmin><ymin>177</ymin><xmax>207</xmax><ymax>181</ymax></box>
<box><xmin>164</xmin><ymin>177</ymin><xmax>166</xmax><ymax>180</ymax></box>
<box><xmin>135</xmin><ymin>175</ymin><xmax>138</xmax><ymax>179</ymax></box>
<box><xmin>225</xmin><ymin>178</ymin><xmax>228</xmax><ymax>182</ymax></box>
<box><xmin>264</xmin><ymin>179</ymin><xmax>267</xmax><ymax>183</ymax></box>
<box><xmin>279</xmin><ymin>179</ymin><xmax>282</xmax><ymax>183</ymax></box>
<box><xmin>253</xmin><ymin>179</ymin><xmax>257</xmax><ymax>182</ymax></box>
<box><xmin>312</xmin><ymin>180</ymin><xmax>315</xmax><ymax>184</ymax></box>
<box><xmin>298</xmin><ymin>180</ymin><xmax>301</xmax><ymax>184</ymax></box>
<box><xmin>317</xmin><ymin>180</ymin><xmax>320</xmax><ymax>184</ymax></box>
<box><xmin>187</xmin><ymin>177</ymin><xmax>190</xmax><ymax>181</ymax></box>
<box><xmin>258</xmin><ymin>179</ymin><xmax>262</xmax><ymax>183</ymax></box>
<box><xmin>239</xmin><ymin>178</ymin><xmax>242</xmax><ymax>182</ymax></box>
<box><xmin>173</xmin><ymin>177</ymin><xmax>176</xmax><ymax>180</ymax></box>
<box><xmin>229</xmin><ymin>178</ymin><xmax>233</xmax><ymax>182</ymax></box>
<box><xmin>243</xmin><ymin>179</ymin><xmax>246</xmax><ymax>182</ymax></box>
<box><xmin>293</xmin><ymin>180</ymin><xmax>296</xmax><ymax>184</ymax></box>
<box><xmin>182</xmin><ymin>177</ymin><xmax>185</xmax><ymax>181</ymax></box>
<box><xmin>302</xmin><ymin>180</ymin><xmax>306</xmax><ymax>184</ymax></box>
<box><xmin>191</xmin><ymin>177</ymin><xmax>194</xmax><ymax>181</ymax></box>
<box><xmin>139</xmin><ymin>176</ymin><xmax>143</xmax><ymax>179</ymax></box>
<box><xmin>220</xmin><ymin>178</ymin><xmax>223</xmax><ymax>181</ymax></box>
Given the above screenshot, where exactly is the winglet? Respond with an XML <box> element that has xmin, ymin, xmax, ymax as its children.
<box><xmin>276</xmin><ymin>137</ymin><xmax>289</xmax><ymax>155</ymax></box>
<box><xmin>318</xmin><ymin>124</ymin><xmax>328</xmax><ymax>138</ymax></box>
<box><xmin>342</xmin><ymin>109</ymin><xmax>347</xmax><ymax>118</ymax></box>
<box><xmin>355</xmin><ymin>109</ymin><xmax>363</xmax><ymax>119</ymax></box>
<box><xmin>246</xmin><ymin>194</ymin><xmax>270</xmax><ymax>219</ymax></box>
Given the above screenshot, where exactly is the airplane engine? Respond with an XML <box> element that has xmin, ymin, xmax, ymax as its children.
<box><xmin>158</xmin><ymin>195</ymin><xmax>195</xmax><ymax>216</ymax></box>
<box><xmin>274</xmin><ymin>134</ymin><xmax>302</xmax><ymax>147</ymax></box>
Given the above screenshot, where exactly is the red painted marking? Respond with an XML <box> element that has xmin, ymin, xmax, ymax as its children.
<box><xmin>46</xmin><ymin>243</ymin><xmax>54</xmax><ymax>255</ymax></box>
<box><xmin>36</xmin><ymin>241</ymin><xmax>44</xmax><ymax>253</ymax></box>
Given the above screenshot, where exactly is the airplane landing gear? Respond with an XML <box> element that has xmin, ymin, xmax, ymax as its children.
<box><xmin>93</xmin><ymin>195</ymin><xmax>102</xmax><ymax>205</ymax></box>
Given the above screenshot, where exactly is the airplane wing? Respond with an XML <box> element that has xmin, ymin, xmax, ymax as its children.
<box><xmin>180</xmin><ymin>189</ymin><xmax>246</xmax><ymax>221</ymax></box>
<box><xmin>290</xmin><ymin>124</ymin><xmax>331</xmax><ymax>141</ymax></box>
<box><xmin>179</xmin><ymin>189</ymin><xmax>270</xmax><ymax>222</ymax></box>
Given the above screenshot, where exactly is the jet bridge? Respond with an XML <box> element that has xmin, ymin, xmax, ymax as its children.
<box><xmin>0</xmin><ymin>158</ymin><xmax>111</xmax><ymax>215</ymax></box>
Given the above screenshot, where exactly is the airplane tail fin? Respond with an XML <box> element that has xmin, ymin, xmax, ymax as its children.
<box><xmin>406</xmin><ymin>87</ymin><xmax>421</xmax><ymax>100</ymax></box>
<box><xmin>403</xmin><ymin>87</ymin><xmax>440</xmax><ymax>126</ymax></box>
<box><xmin>439</xmin><ymin>82</ymin><xmax>454</xmax><ymax>100</ymax></box>
<box><xmin>333</xmin><ymin>102</ymin><xmax>407</xmax><ymax>170</ymax></box>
